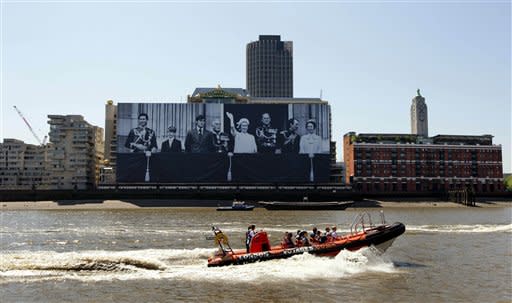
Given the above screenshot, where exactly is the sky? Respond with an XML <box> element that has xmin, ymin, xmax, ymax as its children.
<box><xmin>1</xmin><ymin>1</ymin><xmax>511</xmax><ymax>172</ymax></box>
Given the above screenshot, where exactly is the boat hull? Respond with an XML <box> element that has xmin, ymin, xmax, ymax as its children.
<box><xmin>207</xmin><ymin>222</ymin><xmax>405</xmax><ymax>267</ymax></box>
<box><xmin>259</xmin><ymin>201</ymin><xmax>353</xmax><ymax>210</ymax></box>
<box><xmin>216</xmin><ymin>206</ymin><xmax>255</xmax><ymax>211</ymax></box>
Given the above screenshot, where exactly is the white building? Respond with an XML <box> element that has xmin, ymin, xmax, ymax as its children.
<box><xmin>0</xmin><ymin>139</ymin><xmax>50</xmax><ymax>189</ymax></box>
<box><xmin>47</xmin><ymin>115</ymin><xmax>104</xmax><ymax>189</ymax></box>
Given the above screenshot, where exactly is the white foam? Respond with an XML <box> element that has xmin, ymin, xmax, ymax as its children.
<box><xmin>194</xmin><ymin>248</ymin><xmax>396</xmax><ymax>283</ymax></box>
<box><xmin>0</xmin><ymin>247</ymin><xmax>397</xmax><ymax>283</ymax></box>
<box><xmin>407</xmin><ymin>223</ymin><xmax>512</xmax><ymax>233</ymax></box>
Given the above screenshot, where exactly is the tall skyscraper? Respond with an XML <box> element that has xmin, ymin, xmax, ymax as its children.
<box><xmin>246</xmin><ymin>35</ymin><xmax>293</xmax><ymax>98</ymax></box>
<box><xmin>411</xmin><ymin>89</ymin><xmax>428</xmax><ymax>137</ymax></box>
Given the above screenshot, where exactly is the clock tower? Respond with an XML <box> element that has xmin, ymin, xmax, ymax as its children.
<box><xmin>411</xmin><ymin>89</ymin><xmax>428</xmax><ymax>137</ymax></box>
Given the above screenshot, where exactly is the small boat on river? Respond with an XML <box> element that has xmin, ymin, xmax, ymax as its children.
<box><xmin>207</xmin><ymin>212</ymin><xmax>405</xmax><ymax>267</ymax></box>
<box><xmin>216</xmin><ymin>200</ymin><xmax>255</xmax><ymax>211</ymax></box>
<box><xmin>259</xmin><ymin>201</ymin><xmax>353</xmax><ymax>210</ymax></box>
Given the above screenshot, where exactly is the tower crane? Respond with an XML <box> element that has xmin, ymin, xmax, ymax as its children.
<box><xmin>13</xmin><ymin>106</ymin><xmax>47</xmax><ymax>146</ymax></box>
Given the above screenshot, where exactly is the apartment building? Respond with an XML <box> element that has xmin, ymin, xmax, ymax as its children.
<box><xmin>0</xmin><ymin>139</ymin><xmax>50</xmax><ymax>189</ymax></box>
<box><xmin>47</xmin><ymin>115</ymin><xmax>104</xmax><ymax>189</ymax></box>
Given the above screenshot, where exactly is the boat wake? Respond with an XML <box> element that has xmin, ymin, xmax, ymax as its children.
<box><xmin>0</xmin><ymin>247</ymin><xmax>396</xmax><ymax>282</ymax></box>
<box><xmin>406</xmin><ymin>223</ymin><xmax>512</xmax><ymax>233</ymax></box>
<box><xmin>211</xmin><ymin>248</ymin><xmax>398</xmax><ymax>283</ymax></box>
<box><xmin>0</xmin><ymin>250</ymin><xmax>170</xmax><ymax>273</ymax></box>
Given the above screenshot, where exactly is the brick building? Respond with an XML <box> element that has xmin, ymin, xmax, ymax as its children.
<box><xmin>344</xmin><ymin>133</ymin><xmax>503</xmax><ymax>193</ymax></box>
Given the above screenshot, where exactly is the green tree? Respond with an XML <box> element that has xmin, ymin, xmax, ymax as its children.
<box><xmin>504</xmin><ymin>175</ymin><xmax>512</xmax><ymax>191</ymax></box>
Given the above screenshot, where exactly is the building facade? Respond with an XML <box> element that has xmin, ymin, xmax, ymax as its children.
<box><xmin>188</xmin><ymin>86</ymin><xmax>326</xmax><ymax>105</ymax></box>
<box><xmin>47</xmin><ymin>115</ymin><xmax>104</xmax><ymax>189</ymax></box>
<box><xmin>330</xmin><ymin>162</ymin><xmax>345</xmax><ymax>184</ymax></box>
<box><xmin>104</xmin><ymin>100</ymin><xmax>117</xmax><ymax>166</ymax></box>
<box><xmin>189</xmin><ymin>87</ymin><xmax>337</xmax><ymax>176</ymax></box>
<box><xmin>344</xmin><ymin>133</ymin><xmax>504</xmax><ymax>193</ymax></box>
<box><xmin>247</xmin><ymin>35</ymin><xmax>293</xmax><ymax>98</ymax></box>
<box><xmin>105</xmin><ymin>90</ymin><xmax>340</xmax><ymax>184</ymax></box>
<box><xmin>0</xmin><ymin>139</ymin><xmax>50</xmax><ymax>189</ymax></box>
<box><xmin>188</xmin><ymin>86</ymin><xmax>249</xmax><ymax>104</ymax></box>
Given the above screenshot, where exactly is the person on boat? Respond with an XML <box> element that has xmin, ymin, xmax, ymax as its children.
<box><xmin>281</xmin><ymin>232</ymin><xmax>295</xmax><ymax>249</ymax></box>
<box><xmin>331</xmin><ymin>226</ymin><xmax>338</xmax><ymax>239</ymax></box>
<box><xmin>246</xmin><ymin>225</ymin><xmax>256</xmax><ymax>253</ymax></box>
<box><xmin>319</xmin><ymin>227</ymin><xmax>331</xmax><ymax>243</ymax></box>
<box><xmin>316</xmin><ymin>230</ymin><xmax>324</xmax><ymax>243</ymax></box>
<box><xmin>296</xmin><ymin>231</ymin><xmax>311</xmax><ymax>247</ymax></box>
<box><xmin>310</xmin><ymin>227</ymin><xmax>318</xmax><ymax>239</ymax></box>
<box><xmin>325</xmin><ymin>226</ymin><xmax>331</xmax><ymax>237</ymax></box>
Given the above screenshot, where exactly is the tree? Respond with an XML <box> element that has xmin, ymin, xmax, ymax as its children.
<box><xmin>504</xmin><ymin>175</ymin><xmax>512</xmax><ymax>191</ymax></box>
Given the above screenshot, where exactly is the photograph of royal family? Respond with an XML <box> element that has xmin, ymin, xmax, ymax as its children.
<box><xmin>118</xmin><ymin>103</ymin><xmax>330</xmax><ymax>155</ymax></box>
<box><xmin>116</xmin><ymin>103</ymin><xmax>331</xmax><ymax>183</ymax></box>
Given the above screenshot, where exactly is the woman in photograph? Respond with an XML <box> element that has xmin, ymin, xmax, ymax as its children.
<box><xmin>299</xmin><ymin>119</ymin><xmax>322</xmax><ymax>155</ymax></box>
<box><xmin>225</xmin><ymin>112</ymin><xmax>257</xmax><ymax>153</ymax></box>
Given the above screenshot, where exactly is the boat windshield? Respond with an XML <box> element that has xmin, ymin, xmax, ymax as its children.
<box><xmin>232</xmin><ymin>201</ymin><xmax>245</xmax><ymax>207</ymax></box>
<box><xmin>350</xmin><ymin>211</ymin><xmax>387</xmax><ymax>234</ymax></box>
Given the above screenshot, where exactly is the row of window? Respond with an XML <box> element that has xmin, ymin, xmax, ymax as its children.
<box><xmin>355</xmin><ymin>159</ymin><xmax>502</xmax><ymax>164</ymax></box>
<box><xmin>355</xmin><ymin>147</ymin><xmax>500</xmax><ymax>153</ymax></box>
<box><xmin>354</xmin><ymin>182</ymin><xmax>501</xmax><ymax>192</ymax></box>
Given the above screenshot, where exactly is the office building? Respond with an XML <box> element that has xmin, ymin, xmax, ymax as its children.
<box><xmin>247</xmin><ymin>35</ymin><xmax>293</xmax><ymax>98</ymax></box>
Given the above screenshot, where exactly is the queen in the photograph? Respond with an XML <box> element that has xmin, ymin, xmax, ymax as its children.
<box><xmin>300</xmin><ymin>119</ymin><xmax>322</xmax><ymax>155</ymax></box>
<box><xmin>225</xmin><ymin>112</ymin><xmax>257</xmax><ymax>153</ymax></box>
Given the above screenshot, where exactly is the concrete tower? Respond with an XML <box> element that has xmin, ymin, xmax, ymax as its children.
<box><xmin>411</xmin><ymin>89</ymin><xmax>428</xmax><ymax>137</ymax></box>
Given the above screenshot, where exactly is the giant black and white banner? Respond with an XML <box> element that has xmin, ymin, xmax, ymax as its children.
<box><xmin>116</xmin><ymin>103</ymin><xmax>331</xmax><ymax>183</ymax></box>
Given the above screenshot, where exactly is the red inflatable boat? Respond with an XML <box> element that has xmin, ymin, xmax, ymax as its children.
<box><xmin>207</xmin><ymin>212</ymin><xmax>406</xmax><ymax>267</ymax></box>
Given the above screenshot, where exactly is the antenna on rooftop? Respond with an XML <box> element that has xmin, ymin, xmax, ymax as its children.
<box><xmin>320</xmin><ymin>89</ymin><xmax>323</xmax><ymax>99</ymax></box>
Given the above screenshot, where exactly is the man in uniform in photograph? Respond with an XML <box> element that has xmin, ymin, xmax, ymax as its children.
<box><xmin>210</xmin><ymin>118</ymin><xmax>230</xmax><ymax>153</ymax></box>
<box><xmin>161</xmin><ymin>125</ymin><xmax>182</xmax><ymax>152</ymax></box>
<box><xmin>255</xmin><ymin>113</ymin><xmax>278</xmax><ymax>153</ymax></box>
<box><xmin>276</xmin><ymin>118</ymin><xmax>301</xmax><ymax>154</ymax></box>
<box><xmin>185</xmin><ymin>114</ymin><xmax>214</xmax><ymax>153</ymax></box>
<box><xmin>124</xmin><ymin>113</ymin><xmax>158</xmax><ymax>153</ymax></box>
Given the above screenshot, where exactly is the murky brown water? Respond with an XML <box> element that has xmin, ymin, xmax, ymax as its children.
<box><xmin>1</xmin><ymin>206</ymin><xmax>511</xmax><ymax>302</ymax></box>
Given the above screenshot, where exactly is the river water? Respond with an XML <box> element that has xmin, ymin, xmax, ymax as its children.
<box><xmin>1</xmin><ymin>205</ymin><xmax>511</xmax><ymax>302</ymax></box>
